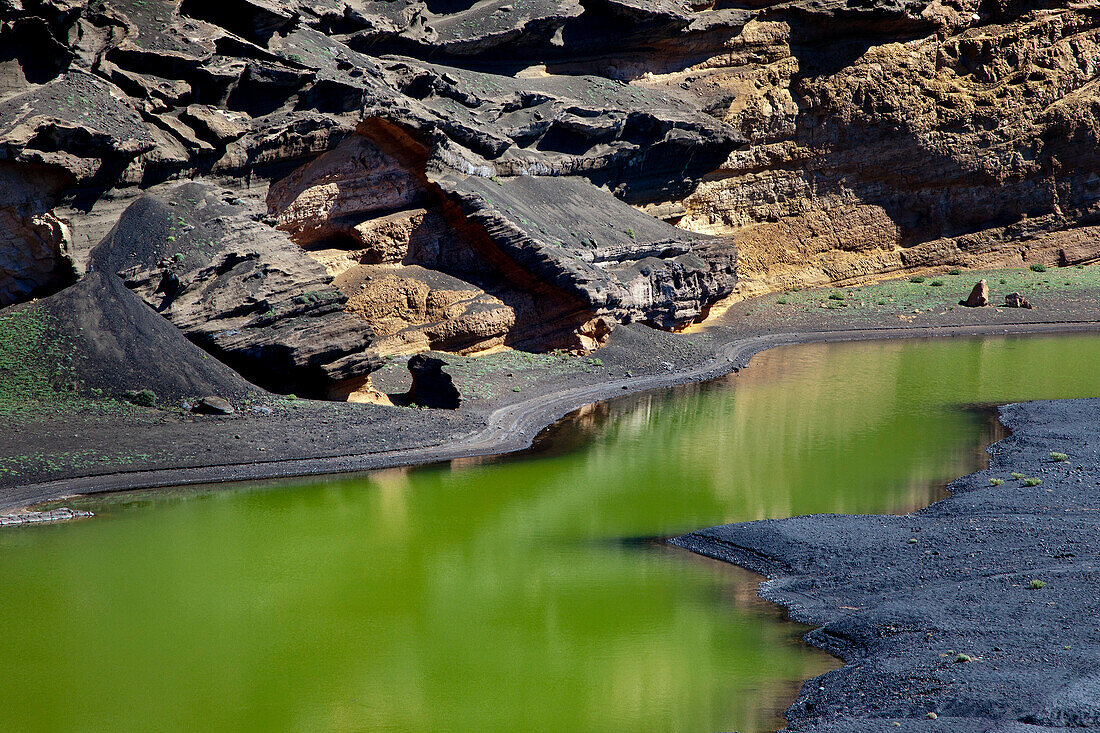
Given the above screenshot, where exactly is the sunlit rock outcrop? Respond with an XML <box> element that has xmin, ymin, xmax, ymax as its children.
<box><xmin>2</xmin><ymin>0</ymin><xmax>1099</xmax><ymax>394</ymax></box>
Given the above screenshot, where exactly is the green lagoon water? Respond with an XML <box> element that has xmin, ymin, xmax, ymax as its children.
<box><xmin>3</xmin><ymin>334</ymin><xmax>1100</xmax><ymax>732</ymax></box>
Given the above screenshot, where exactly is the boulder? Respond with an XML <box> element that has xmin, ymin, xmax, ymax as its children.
<box><xmin>1004</xmin><ymin>292</ymin><xmax>1034</xmax><ymax>309</ymax></box>
<box><xmin>959</xmin><ymin>280</ymin><xmax>989</xmax><ymax>308</ymax></box>
<box><xmin>195</xmin><ymin>396</ymin><xmax>236</xmax><ymax>415</ymax></box>
<box><xmin>406</xmin><ymin>354</ymin><xmax>461</xmax><ymax>409</ymax></box>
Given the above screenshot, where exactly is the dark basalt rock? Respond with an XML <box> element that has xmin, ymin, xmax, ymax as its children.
<box><xmin>442</xmin><ymin>174</ymin><xmax>737</xmax><ymax>329</ymax></box>
<box><xmin>406</xmin><ymin>353</ymin><xmax>462</xmax><ymax>409</ymax></box>
<box><xmin>28</xmin><ymin>270</ymin><xmax>255</xmax><ymax>402</ymax></box>
<box><xmin>90</xmin><ymin>182</ymin><xmax>381</xmax><ymax>398</ymax></box>
<box><xmin>375</xmin><ymin>59</ymin><xmax>741</xmax><ymax>204</ymax></box>
<box><xmin>3</xmin><ymin>0</ymin><xmax>1100</xmax><ymax>384</ymax></box>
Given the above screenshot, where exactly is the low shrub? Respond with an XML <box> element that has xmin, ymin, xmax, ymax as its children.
<box><xmin>989</xmin><ymin>478</ymin><xmax>1005</xmax><ymax>486</ymax></box>
<box><xmin>1050</xmin><ymin>452</ymin><xmax>1068</xmax><ymax>462</ymax></box>
<box><xmin>1030</xmin><ymin>263</ymin><xmax>1048</xmax><ymax>273</ymax></box>
<box><xmin>909</xmin><ymin>276</ymin><xmax>926</xmax><ymax>284</ymax></box>
<box><xmin>1023</xmin><ymin>477</ymin><xmax>1042</xmax><ymax>487</ymax></box>
<box><xmin>132</xmin><ymin>389</ymin><xmax>156</xmax><ymax>407</ymax></box>
<box><xmin>1029</xmin><ymin>579</ymin><xmax>1046</xmax><ymax>590</ymax></box>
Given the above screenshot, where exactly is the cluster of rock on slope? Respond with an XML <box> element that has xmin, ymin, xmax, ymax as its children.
<box><xmin>3</xmin><ymin>0</ymin><xmax>1100</xmax><ymax>396</ymax></box>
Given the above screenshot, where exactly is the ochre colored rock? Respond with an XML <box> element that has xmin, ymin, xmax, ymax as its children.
<box><xmin>960</xmin><ymin>280</ymin><xmax>990</xmax><ymax>308</ymax></box>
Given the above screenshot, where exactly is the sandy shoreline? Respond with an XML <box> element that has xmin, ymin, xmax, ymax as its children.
<box><xmin>8</xmin><ymin>318</ymin><xmax>1100</xmax><ymax>512</ymax></box>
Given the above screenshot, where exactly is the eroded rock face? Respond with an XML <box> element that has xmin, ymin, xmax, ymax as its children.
<box><xmin>0</xmin><ymin>164</ymin><xmax>76</xmax><ymax>306</ymax></box>
<box><xmin>674</xmin><ymin>4</ymin><xmax>1100</xmax><ymax>293</ymax></box>
<box><xmin>265</xmin><ymin>124</ymin><xmax>735</xmax><ymax>349</ymax></box>
<box><xmin>3</xmin><ymin>0</ymin><xmax>1100</xmax><ymax>373</ymax></box>
<box><xmin>90</xmin><ymin>182</ymin><xmax>381</xmax><ymax>397</ymax></box>
<box><xmin>442</xmin><ymin>174</ymin><xmax>737</xmax><ymax>330</ymax></box>
<box><xmin>337</xmin><ymin>265</ymin><xmax>515</xmax><ymax>356</ymax></box>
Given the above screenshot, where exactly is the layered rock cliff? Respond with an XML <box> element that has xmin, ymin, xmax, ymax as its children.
<box><xmin>2</xmin><ymin>0</ymin><xmax>1098</xmax><ymax>394</ymax></box>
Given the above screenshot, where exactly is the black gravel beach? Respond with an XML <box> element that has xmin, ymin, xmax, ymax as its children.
<box><xmin>676</xmin><ymin>397</ymin><xmax>1100</xmax><ymax>730</ymax></box>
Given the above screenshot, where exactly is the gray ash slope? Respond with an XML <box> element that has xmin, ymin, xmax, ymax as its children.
<box><xmin>675</xmin><ymin>398</ymin><xmax>1100</xmax><ymax>731</ymax></box>
<box><xmin>21</xmin><ymin>270</ymin><xmax>255</xmax><ymax>402</ymax></box>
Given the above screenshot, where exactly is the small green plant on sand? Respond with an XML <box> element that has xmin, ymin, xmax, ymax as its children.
<box><xmin>126</xmin><ymin>389</ymin><xmax>156</xmax><ymax>407</ymax></box>
<box><xmin>909</xmin><ymin>275</ymin><xmax>926</xmax><ymax>283</ymax></box>
<box><xmin>948</xmin><ymin>269</ymin><xmax>962</xmax><ymax>275</ymax></box>
<box><xmin>1023</xmin><ymin>477</ymin><xmax>1042</xmax><ymax>487</ymax></box>
<box><xmin>1030</xmin><ymin>263</ymin><xmax>1048</xmax><ymax>273</ymax></box>
<box><xmin>1029</xmin><ymin>579</ymin><xmax>1046</xmax><ymax>590</ymax></box>
<box><xmin>1050</xmin><ymin>452</ymin><xmax>1068</xmax><ymax>462</ymax></box>
<box><xmin>776</xmin><ymin>298</ymin><xmax>788</xmax><ymax>304</ymax></box>
<box><xmin>989</xmin><ymin>478</ymin><xmax>1005</xmax><ymax>486</ymax></box>
<box><xmin>1011</xmin><ymin>472</ymin><xmax>1025</xmax><ymax>479</ymax></box>
<box><xmin>828</xmin><ymin>292</ymin><xmax>845</xmax><ymax>300</ymax></box>
<box><xmin>930</xmin><ymin>279</ymin><xmax>945</xmax><ymax>286</ymax></box>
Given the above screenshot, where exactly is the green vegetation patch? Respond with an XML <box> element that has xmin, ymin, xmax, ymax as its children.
<box><xmin>756</xmin><ymin>264</ymin><xmax>1100</xmax><ymax>317</ymax></box>
<box><xmin>443</xmin><ymin>349</ymin><xmax>600</xmax><ymax>400</ymax></box>
<box><xmin>0</xmin><ymin>448</ymin><xmax>169</xmax><ymax>478</ymax></box>
<box><xmin>0</xmin><ymin>306</ymin><xmax>133</xmax><ymax>417</ymax></box>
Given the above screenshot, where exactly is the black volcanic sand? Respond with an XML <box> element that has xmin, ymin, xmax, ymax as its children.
<box><xmin>675</xmin><ymin>399</ymin><xmax>1100</xmax><ymax>731</ymax></box>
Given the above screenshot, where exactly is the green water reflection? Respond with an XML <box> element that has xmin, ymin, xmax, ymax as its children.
<box><xmin>3</xmin><ymin>334</ymin><xmax>1100</xmax><ymax>732</ymax></box>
